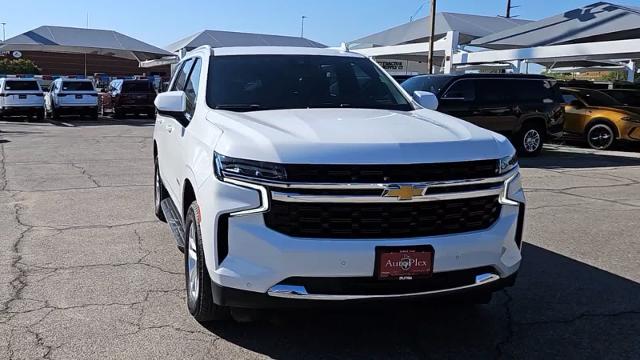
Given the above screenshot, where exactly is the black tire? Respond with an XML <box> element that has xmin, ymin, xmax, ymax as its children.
<box><xmin>154</xmin><ymin>157</ymin><xmax>168</xmax><ymax>222</ymax></box>
<box><xmin>515</xmin><ymin>123</ymin><xmax>544</xmax><ymax>157</ymax></box>
<box><xmin>184</xmin><ymin>201</ymin><xmax>229</xmax><ymax>322</ymax></box>
<box><xmin>90</xmin><ymin>108</ymin><xmax>99</xmax><ymax>121</ymax></box>
<box><xmin>36</xmin><ymin>111</ymin><xmax>44</xmax><ymax>122</ymax></box>
<box><xmin>586</xmin><ymin>122</ymin><xmax>616</xmax><ymax>150</ymax></box>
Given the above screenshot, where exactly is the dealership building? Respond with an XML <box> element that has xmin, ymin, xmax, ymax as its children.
<box><xmin>0</xmin><ymin>26</ymin><xmax>173</xmax><ymax>77</ymax></box>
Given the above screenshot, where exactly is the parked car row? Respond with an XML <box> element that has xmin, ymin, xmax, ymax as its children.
<box><xmin>0</xmin><ymin>77</ymin><xmax>157</xmax><ymax>121</ymax></box>
<box><xmin>401</xmin><ymin>74</ymin><xmax>640</xmax><ymax>153</ymax></box>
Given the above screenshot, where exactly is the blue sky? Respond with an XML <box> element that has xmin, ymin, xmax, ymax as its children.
<box><xmin>2</xmin><ymin>0</ymin><xmax>640</xmax><ymax>48</ymax></box>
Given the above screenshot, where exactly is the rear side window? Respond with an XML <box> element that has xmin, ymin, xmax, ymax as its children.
<box><xmin>401</xmin><ymin>76</ymin><xmax>425</xmax><ymax>95</ymax></box>
<box><xmin>476</xmin><ymin>79</ymin><xmax>512</xmax><ymax>103</ymax></box>
<box><xmin>511</xmin><ymin>80</ymin><xmax>554</xmax><ymax>102</ymax></box>
<box><xmin>5</xmin><ymin>80</ymin><xmax>39</xmax><ymax>91</ymax></box>
<box><xmin>62</xmin><ymin>82</ymin><xmax>94</xmax><ymax>91</ymax></box>
<box><xmin>443</xmin><ymin>79</ymin><xmax>475</xmax><ymax>101</ymax></box>
<box><xmin>122</xmin><ymin>81</ymin><xmax>153</xmax><ymax>93</ymax></box>
<box><xmin>562</xmin><ymin>93</ymin><xmax>579</xmax><ymax>104</ymax></box>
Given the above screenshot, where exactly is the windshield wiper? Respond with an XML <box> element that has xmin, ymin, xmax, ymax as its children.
<box><xmin>215</xmin><ymin>104</ymin><xmax>266</xmax><ymax>111</ymax></box>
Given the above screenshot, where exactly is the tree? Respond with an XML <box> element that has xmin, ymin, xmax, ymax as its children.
<box><xmin>0</xmin><ymin>58</ymin><xmax>41</xmax><ymax>75</ymax></box>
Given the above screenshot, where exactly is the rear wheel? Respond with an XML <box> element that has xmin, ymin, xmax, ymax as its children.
<box><xmin>113</xmin><ymin>108</ymin><xmax>125</xmax><ymax>119</ymax></box>
<box><xmin>153</xmin><ymin>157</ymin><xmax>168</xmax><ymax>222</ymax></box>
<box><xmin>51</xmin><ymin>107</ymin><xmax>60</xmax><ymax>120</ymax></box>
<box><xmin>185</xmin><ymin>202</ymin><xmax>229</xmax><ymax>322</ymax></box>
<box><xmin>586</xmin><ymin>123</ymin><xmax>615</xmax><ymax>150</ymax></box>
<box><xmin>515</xmin><ymin>123</ymin><xmax>544</xmax><ymax>156</ymax></box>
<box><xmin>90</xmin><ymin>108</ymin><xmax>99</xmax><ymax>120</ymax></box>
<box><xmin>35</xmin><ymin>111</ymin><xmax>44</xmax><ymax>122</ymax></box>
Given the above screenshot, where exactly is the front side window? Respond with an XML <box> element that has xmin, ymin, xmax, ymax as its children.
<box><xmin>171</xmin><ymin>59</ymin><xmax>194</xmax><ymax>92</ymax></box>
<box><xmin>184</xmin><ymin>58</ymin><xmax>202</xmax><ymax>118</ymax></box>
<box><xmin>5</xmin><ymin>80</ymin><xmax>39</xmax><ymax>91</ymax></box>
<box><xmin>207</xmin><ymin>55</ymin><xmax>412</xmax><ymax>112</ymax></box>
<box><xmin>443</xmin><ymin>79</ymin><xmax>475</xmax><ymax>101</ymax></box>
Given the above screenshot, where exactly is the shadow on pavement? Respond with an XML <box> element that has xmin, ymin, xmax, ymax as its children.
<box><xmin>521</xmin><ymin>146</ymin><xmax>640</xmax><ymax>169</ymax></box>
<box><xmin>204</xmin><ymin>244</ymin><xmax>640</xmax><ymax>359</ymax></box>
<box><xmin>47</xmin><ymin>117</ymin><xmax>155</xmax><ymax>127</ymax></box>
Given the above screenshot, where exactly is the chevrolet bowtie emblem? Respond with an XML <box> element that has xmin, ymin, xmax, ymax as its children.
<box><xmin>382</xmin><ymin>185</ymin><xmax>426</xmax><ymax>201</ymax></box>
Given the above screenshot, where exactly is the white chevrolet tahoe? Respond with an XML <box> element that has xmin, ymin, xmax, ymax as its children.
<box><xmin>153</xmin><ymin>46</ymin><xmax>525</xmax><ymax>322</ymax></box>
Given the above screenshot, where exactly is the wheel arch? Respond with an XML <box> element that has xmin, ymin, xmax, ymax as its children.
<box><xmin>586</xmin><ymin>117</ymin><xmax>619</xmax><ymax>139</ymax></box>
<box><xmin>520</xmin><ymin>116</ymin><xmax>548</xmax><ymax>136</ymax></box>
<box><xmin>182</xmin><ymin>178</ymin><xmax>196</xmax><ymax>222</ymax></box>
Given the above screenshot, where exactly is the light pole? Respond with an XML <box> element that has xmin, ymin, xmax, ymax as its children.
<box><xmin>1</xmin><ymin>22</ymin><xmax>6</xmax><ymax>43</ymax></box>
<box><xmin>427</xmin><ymin>0</ymin><xmax>436</xmax><ymax>74</ymax></box>
<box><xmin>300</xmin><ymin>16</ymin><xmax>307</xmax><ymax>38</ymax></box>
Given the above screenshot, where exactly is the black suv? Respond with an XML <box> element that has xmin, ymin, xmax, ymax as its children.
<box><xmin>402</xmin><ymin>74</ymin><xmax>565</xmax><ymax>156</ymax></box>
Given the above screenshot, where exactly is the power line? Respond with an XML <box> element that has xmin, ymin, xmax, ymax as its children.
<box><xmin>410</xmin><ymin>2</ymin><xmax>427</xmax><ymax>22</ymax></box>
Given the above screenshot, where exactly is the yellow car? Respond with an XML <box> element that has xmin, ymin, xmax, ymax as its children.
<box><xmin>561</xmin><ymin>87</ymin><xmax>640</xmax><ymax>149</ymax></box>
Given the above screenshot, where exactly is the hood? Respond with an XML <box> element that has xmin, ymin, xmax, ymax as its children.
<box><xmin>209</xmin><ymin>108</ymin><xmax>513</xmax><ymax>164</ymax></box>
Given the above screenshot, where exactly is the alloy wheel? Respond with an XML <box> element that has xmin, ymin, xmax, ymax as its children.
<box><xmin>588</xmin><ymin>125</ymin><xmax>614</xmax><ymax>150</ymax></box>
<box><xmin>187</xmin><ymin>223</ymin><xmax>199</xmax><ymax>304</ymax></box>
<box><xmin>523</xmin><ymin>129</ymin><xmax>541</xmax><ymax>153</ymax></box>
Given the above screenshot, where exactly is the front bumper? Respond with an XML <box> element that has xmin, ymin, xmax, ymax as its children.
<box><xmin>197</xmin><ymin>166</ymin><xmax>525</xmax><ymax>305</ymax></box>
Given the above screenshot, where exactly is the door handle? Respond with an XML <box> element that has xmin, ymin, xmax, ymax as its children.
<box><xmin>165</xmin><ymin>124</ymin><xmax>174</xmax><ymax>133</ymax></box>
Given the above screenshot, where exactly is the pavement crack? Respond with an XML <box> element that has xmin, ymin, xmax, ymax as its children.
<box><xmin>70</xmin><ymin>163</ymin><xmax>101</xmax><ymax>187</ymax></box>
<box><xmin>0</xmin><ymin>143</ymin><xmax>6</xmax><ymax>191</ymax></box>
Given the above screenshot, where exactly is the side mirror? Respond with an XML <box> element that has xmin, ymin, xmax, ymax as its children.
<box><xmin>155</xmin><ymin>91</ymin><xmax>188</xmax><ymax>126</ymax></box>
<box><xmin>413</xmin><ymin>91</ymin><xmax>439</xmax><ymax>110</ymax></box>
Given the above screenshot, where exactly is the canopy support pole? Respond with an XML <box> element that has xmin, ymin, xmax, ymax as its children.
<box><xmin>443</xmin><ymin>30</ymin><xmax>459</xmax><ymax>74</ymax></box>
<box><xmin>626</xmin><ymin>60</ymin><xmax>636</xmax><ymax>82</ymax></box>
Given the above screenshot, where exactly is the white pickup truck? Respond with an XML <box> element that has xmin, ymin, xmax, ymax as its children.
<box><xmin>153</xmin><ymin>45</ymin><xmax>525</xmax><ymax>322</ymax></box>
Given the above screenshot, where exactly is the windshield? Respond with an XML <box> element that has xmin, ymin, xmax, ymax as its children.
<box><xmin>62</xmin><ymin>81</ymin><xmax>95</xmax><ymax>91</ymax></box>
<box><xmin>207</xmin><ymin>55</ymin><xmax>412</xmax><ymax>112</ymax></box>
<box><xmin>5</xmin><ymin>80</ymin><xmax>40</xmax><ymax>91</ymax></box>
<box><xmin>578</xmin><ymin>89</ymin><xmax>622</xmax><ymax>107</ymax></box>
<box><xmin>122</xmin><ymin>81</ymin><xmax>153</xmax><ymax>93</ymax></box>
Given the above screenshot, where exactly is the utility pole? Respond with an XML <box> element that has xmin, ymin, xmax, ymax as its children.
<box><xmin>505</xmin><ymin>0</ymin><xmax>519</xmax><ymax>18</ymax></box>
<box><xmin>300</xmin><ymin>16</ymin><xmax>307</xmax><ymax>38</ymax></box>
<box><xmin>84</xmin><ymin>13</ymin><xmax>88</xmax><ymax>77</ymax></box>
<box><xmin>427</xmin><ymin>0</ymin><xmax>436</xmax><ymax>74</ymax></box>
<box><xmin>1</xmin><ymin>22</ymin><xmax>6</xmax><ymax>43</ymax></box>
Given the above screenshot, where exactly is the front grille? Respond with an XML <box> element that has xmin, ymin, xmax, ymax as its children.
<box><xmin>283</xmin><ymin>160</ymin><xmax>498</xmax><ymax>183</ymax></box>
<box><xmin>264</xmin><ymin>196</ymin><xmax>501</xmax><ymax>238</ymax></box>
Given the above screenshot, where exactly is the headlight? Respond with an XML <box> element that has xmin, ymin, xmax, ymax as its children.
<box><xmin>497</xmin><ymin>154</ymin><xmax>518</xmax><ymax>174</ymax></box>
<box><xmin>620</xmin><ymin>116</ymin><xmax>640</xmax><ymax>123</ymax></box>
<box><xmin>214</xmin><ymin>153</ymin><xmax>287</xmax><ymax>181</ymax></box>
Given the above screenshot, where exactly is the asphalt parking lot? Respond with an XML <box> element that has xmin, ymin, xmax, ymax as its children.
<box><xmin>0</xmin><ymin>117</ymin><xmax>639</xmax><ymax>359</ymax></box>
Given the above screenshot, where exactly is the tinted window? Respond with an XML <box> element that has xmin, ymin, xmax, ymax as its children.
<box><xmin>604</xmin><ymin>90</ymin><xmax>640</xmax><ymax>106</ymax></box>
<box><xmin>578</xmin><ymin>89</ymin><xmax>621</xmax><ymax>107</ymax></box>
<box><xmin>184</xmin><ymin>58</ymin><xmax>202</xmax><ymax>118</ymax></box>
<box><xmin>512</xmin><ymin>80</ymin><xmax>552</xmax><ymax>102</ymax></box>
<box><xmin>62</xmin><ymin>81</ymin><xmax>94</xmax><ymax>91</ymax></box>
<box><xmin>415</xmin><ymin>76</ymin><xmax>452</xmax><ymax>95</ymax></box>
<box><xmin>171</xmin><ymin>59</ymin><xmax>194</xmax><ymax>91</ymax></box>
<box><xmin>562</xmin><ymin>93</ymin><xmax>579</xmax><ymax>104</ymax></box>
<box><xmin>207</xmin><ymin>55</ymin><xmax>411</xmax><ymax>112</ymax></box>
<box><xmin>4</xmin><ymin>80</ymin><xmax>39</xmax><ymax>91</ymax></box>
<box><xmin>122</xmin><ymin>81</ymin><xmax>153</xmax><ymax>93</ymax></box>
<box><xmin>476</xmin><ymin>79</ymin><xmax>512</xmax><ymax>103</ymax></box>
<box><xmin>443</xmin><ymin>79</ymin><xmax>475</xmax><ymax>101</ymax></box>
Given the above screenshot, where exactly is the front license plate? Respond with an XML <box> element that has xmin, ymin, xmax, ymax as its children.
<box><xmin>376</xmin><ymin>246</ymin><xmax>434</xmax><ymax>280</ymax></box>
<box><xmin>75</xmin><ymin>95</ymin><xmax>83</xmax><ymax>99</ymax></box>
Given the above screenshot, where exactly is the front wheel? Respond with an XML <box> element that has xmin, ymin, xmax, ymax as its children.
<box><xmin>185</xmin><ymin>202</ymin><xmax>229</xmax><ymax>322</ymax></box>
<box><xmin>586</xmin><ymin>123</ymin><xmax>615</xmax><ymax>150</ymax></box>
<box><xmin>515</xmin><ymin>124</ymin><xmax>544</xmax><ymax>157</ymax></box>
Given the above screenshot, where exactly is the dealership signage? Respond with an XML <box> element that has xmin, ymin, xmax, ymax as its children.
<box><xmin>378</xmin><ymin>60</ymin><xmax>405</xmax><ymax>71</ymax></box>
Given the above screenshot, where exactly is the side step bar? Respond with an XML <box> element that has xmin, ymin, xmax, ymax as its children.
<box><xmin>161</xmin><ymin>198</ymin><xmax>185</xmax><ymax>250</ymax></box>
